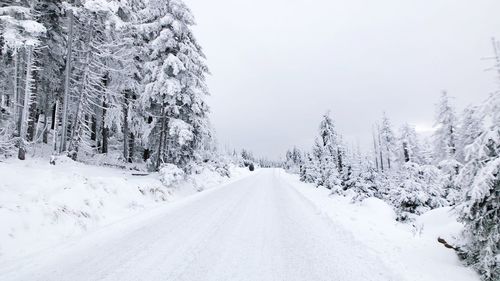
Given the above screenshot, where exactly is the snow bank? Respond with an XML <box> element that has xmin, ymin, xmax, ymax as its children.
<box><xmin>280</xmin><ymin>170</ymin><xmax>479</xmax><ymax>281</ymax></box>
<box><xmin>0</xmin><ymin>158</ymin><xmax>249</xmax><ymax>263</ymax></box>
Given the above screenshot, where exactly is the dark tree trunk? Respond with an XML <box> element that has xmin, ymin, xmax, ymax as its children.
<box><xmin>42</xmin><ymin>99</ymin><xmax>49</xmax><ymax>144</ymax></box>
<box><xmin>129</xmin><ymin>133</ymin><xmax>135</xmax><ymax>163</ymax></box>
<box><xmin>90</xmin><ymin>115</ymin><xmax>97</xmax><ymax>141</ymax></box>
<box><xmin>51</xmin><ymin>102</ymin><xmax>56</xmax><ymax>130</ymax></box>
<box><xmin>403</xmin><ymin>142</ymin><xmax>410</xmax><ymax>162</ymax></box>
<box><xmin>123</xmin><ymin>90</ymin><xmax>129</xmax><ymax>162</ymax></box>
<box><xmin>156</xmin><ymin>106</ymin><xmax>166</xmax><ymax>170</ymax></box>
<box><xmin>27</xmin><ymin>106</ymin><xmax>38</xmax><ymax>142</ymax></box>
<box><xmin>101</xmin><ymin>99</ymin><xmax>108</xmax><ymax>154</ymax></box>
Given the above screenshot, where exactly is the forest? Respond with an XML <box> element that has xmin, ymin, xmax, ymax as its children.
<box><xmin>0</xmin><ymin>0</ymin><xmax>215</xmax><ymax>172</ymax></box>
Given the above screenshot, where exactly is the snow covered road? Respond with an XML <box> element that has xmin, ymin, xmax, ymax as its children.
<box><xmin>0</xmin><ymin>169</ymin><xmax>399</xmax><ymax>281</ymax></box>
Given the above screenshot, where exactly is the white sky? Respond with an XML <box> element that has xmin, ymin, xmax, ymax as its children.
<box><xmin>184</xmin><ymin>0</ymin><xmax>500</xmax><ymax>159</ymax></box>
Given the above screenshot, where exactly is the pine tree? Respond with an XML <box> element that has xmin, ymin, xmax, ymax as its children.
<box><xmin>456</xmin><ymin>47</ymin><xmax>500</xmax><ymax>280</ymax></box>
<box><xmin>399</xmin><ymin>123</ymin><xmax>421</xmax><ymax>164</ymax></box>
<box><xmin>300</xmin><ymin>152</ymin><xmax>320</xmax><ymax>185</ymax></box>
<box><xmin>391</xmin><ymin>162</ymin><xmax>446</xmax><ymax>221</ymax></box>
<box><xmin>433</xmin><ymin>91</ymin><xmax>458</xmax><ymax>163</ymax></box>
<box><xmin>379</xmin><ymin>112</ymin><xmax>398</xmax><ymax>171</ymax></box>
<box><xmin>311</xmin><ymin>112</ymin><xmax>342</xmax><ymax>190</ymax></box>
<box><xmin>433</xmin><ymin>91</ymin><xmax>461</xmax><ymax>203</ymax></box>
<box><xmin>33</xmin><ymin>0</ymin><xmax>66</xmax><ymax>146</ymax></box>
<box><xmin>137</xmin><ymin>0</ymin><xmax>210</xmax><ymax>170</ymax></box>
<box><xmin>456</xmin><ymin>105</ymin><xmax>484</xmax><ymax>164</ymax></box>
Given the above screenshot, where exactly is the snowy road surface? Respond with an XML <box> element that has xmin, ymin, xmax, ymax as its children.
<box><xmin>0</xmin><ymin>169</ymin><xmax>399</xmax><ymax>281</ymax></box>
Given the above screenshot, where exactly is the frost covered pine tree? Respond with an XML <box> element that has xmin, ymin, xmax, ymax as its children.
<box><xmin>379</xmin><ymin>112</ymin><xmax>398</xmax><ymax>171</ymax></box>
<box><xmin>455</xmin><ymin>42</ymin><xmax>500</xmax><ymax>280</ymax></box>
<box><xmin>391</xmin><ymin>162</ymin><xmax>446</xmax><ymax>221</ymax></box>
<box><xmin>285</xmin><ymin>147</ymin><xmax>303</xmax><ymax>173</ymax></box>
<box><xmin>300</xmin><ymin>152</ymin><xmax>320</xmax><ymax>184</ymax></box>
<box><xmin>311</xmin><ymin>112</ymin><xmax>342</xmax><ymax>190</ymax></box>
<box><xmin>456</xmin><ymin>105</ymin><xmax>484</xmax><ymax>164</ymax></box>
<box><xmin>398</xmin><ymin>123</ymin><xmax>421</xmax><ymax>164</ymax></box>
<box><xmin>137</xmin><ymin>0</ymin><xmax>210</xmax><ymax>170</ymax></box>
<box><xmin>433</xmin><ymin>91</ymin><xmax>461</xmax><ymax>203</ymax></box>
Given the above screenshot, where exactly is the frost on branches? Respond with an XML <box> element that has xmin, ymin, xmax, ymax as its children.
<box><xmin>457</xmin><ymin>92</ymin><xmax>500</xmax><ymax>281</ymax></box>
<box><xmin>0</xmin><ymin>0</ymin><xmax>215</xmax><ymax>174</ymax></box>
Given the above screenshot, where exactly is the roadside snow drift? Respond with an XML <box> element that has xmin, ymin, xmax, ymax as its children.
<box><xmin>279</xmin><ymin>170</ymin><xmax>480</xmax><ymax>281</ymax></box>
<box><xmin>0</xmin><ymin>158</ymin><xmax>248</xmax><ymax>262</ymax></box>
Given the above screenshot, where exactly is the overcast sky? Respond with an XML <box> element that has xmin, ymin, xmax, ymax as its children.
<box><xmin>184</xmin><ymin>0</ymin><xmax>500</xmax><ymax>159</ymax></box>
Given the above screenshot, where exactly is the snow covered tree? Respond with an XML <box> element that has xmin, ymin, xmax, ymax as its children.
<box><xmin>456</xmin><ymin>90</ymin><xmax>500</xmax><ymax>281</ymax></box>
<box><xmin>456</xmin><ymin>105</ymin><xmax>484</xmax><ymax>164</ymax></box>
<box><xmin>33</xmin><ymin>0</ymin><xmax>66</xmax><ymax>146</ymax></box>
<box><xmin>285</xmin><ymin>146</ymin><xmax>303</xmax><ymax>173</ymax></box>
<box><xmin>350</xmin><ymin>160</ymin><xmax>382</xmax><ymax>202</ymax></box>
<box><xmin>432</xmin><ymin>92</ymin><xmax>461</xmax><ymax>203</ymax></box>
<box><xmin>433</xmin><ymin>91</ymin><xmax>459</xmax><ymax>163</ymax></box>
<box><xmin>379</xmin><ymin>112</ymin><xmax>398</xmax><ymax>171</ymax></box>
<box><xmin>420</xmin><ymin>137</ymin><xmax>435</xmax><ymax>165</ymax></box>
<box><xmin>136</xmin><ymin>0</ymin><xmax>210</xmax><ymax>170</ymax></box>
<box><xmin>391</xmin><ymin>162</ymin><xmax>446</xmax><ymax>221</ymax></box>
<box><xmin>311</xmin><ymin>112</ymin><xmax>343</xmax><ymax>190</ymax></box>
<box><xmin>300</xmin><ymin>152</ymin><xmax>320</xmax><ymax>184</ymax></box>
<box><xmin>398</xmin><ymin>123</ymin><xmax>421</xmax><ymax>164</ymax></box>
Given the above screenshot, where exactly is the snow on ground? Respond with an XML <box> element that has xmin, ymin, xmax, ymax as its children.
<box><xmin>0</xmin><ymin>157</ymin><xmax>249</xmax><ymax>263</ymax></box>
<box><xmin>278</xmin><ymin>170</ymin><xmax>480</xmax><ymax>281</ymax></box>
<box><xmin>0</xmin><ymin>169</ymin><xmax>403</xmax><ymax>281</ymax></box>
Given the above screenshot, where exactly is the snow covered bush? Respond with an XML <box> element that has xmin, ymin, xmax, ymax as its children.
<box><xmin>437</xmin><ymin>158</ymin><xmax>462</xmax><ymax>204</ymax></box>
<box><xmin>390</xmin><ymin>163</ymin><xmax>446</xmax><ymax>221</ymax></box>
<box><xmin>349</xmin><ymin>166</ymin><xmax>382</xmax><ymax>202</ymax></box>
<box><xmin>285</xmin><ymin>147</ymin><xmax>303</xmax><ymax>173</ymax></box>
<box><xmin>159</xmin><ymin>164</ymin><xmax>186</xmax><ymax>187</ymax></box>
<box><xmin>300</xmin><ymin>153</ymin><xmax>320</xmax><ymax>184</ymax></box>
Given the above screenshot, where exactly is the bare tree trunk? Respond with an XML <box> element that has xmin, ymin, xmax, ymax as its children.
<box><xmin>53</xmin><ymin>100</ymin><xmax>59</xmax><ymax>152</ymax></box>
<box><xmin>386</xmin><ymin>147</ymin><xmax>391</xmax><ymax>170</ymax></box>
<box><xmin>403</xmin><ymin>142</ymin><xmax>410</xmax><ymax>162</ymax></box>
<box><xmin>123</xmin><ymin>91</ymin><xmax>129</xmax><ymax>162</ymax></box>
<box><xmin>42</xmin><ymin>97</ymin><xmax>49</xmax><ymax>144</ymax></box>
<box><xmin>101</xmin><ymin>99</ymin><xmax>108</xmax><ymax>154</ymax></box>
<box><xmin>60</xmin><ymin>12</ymin><xmax>73</xmax><ymax>153</ymax></box>
<box><xmin>18</xmin><ymin>46</ymin><xmax>34</xmax><ymax>160</ymax></box>
<box><xmin>129</xmin><ymin>133</ymin><xmax>135</xmax><ymax>163</ymax></box>
<box><xmin>377</xmin><ymin>125</ymin><xmax>384</xmax><ymax>172</ymax></box>
<box><xmin>12</xmin><ymin>50</ymin><xmax>20</xmax><ymax>135</ymax></box>
<box><xmin>156</xmin><ymin>106</ymin><xmax>166</xmax><ymax>170</ymax></box>
<box><xmin>372</xmin><ymin>127</ymin><xmax>379</xmax><ymax>171</ymax></box>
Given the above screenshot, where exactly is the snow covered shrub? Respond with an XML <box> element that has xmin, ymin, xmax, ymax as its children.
<box><xmin>419</xmin><ymin>165</ymin><xmax>448</xmax><ymax>209</ymax></box>
<box><xmin>186</xmin><ymin>157</ymin><xmax>231</xmax><ymax>178</ymax></box>
<box><xmin>300</xmin><ymin>153</ymin><xmax>320</xmax><ymax>184</ymax></box>
<box><xmin>437</xmin><ymin>159</ymin><xmax>462</xmax><ymax>205</ymax></box>
<box><xmin>391</xmin><ymin>163</ymin><xmax>446</xmax><ymax>221</ymax></box>
<box><xmin>159</xmin><ymin>164</ymin><xmax>185</xmax><ymax>187</ymax></box>
<box><xmin>350</xmin><ymin>167</ymin><xmax>382</xmax><ymax>202</ymax></box>
<box><xmin>213</xmin><ymin>161</ymin><xmax>231</xmax><ymax>177</ymax></box>
<box><xmin>285</xmin><ymin>147</ymin><xmax>303</xmax><ymax>173</ymax></box>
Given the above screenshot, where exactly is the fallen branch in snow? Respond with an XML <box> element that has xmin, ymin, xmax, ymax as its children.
<box><xmin>437</xmin><ymin>237</ymin><xmax>460</xmax><ymax>251</ymax></box>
